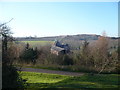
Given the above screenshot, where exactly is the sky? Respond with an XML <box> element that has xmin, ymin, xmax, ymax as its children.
<box><xmin>0</xmin><ymin>2</ymin><xmax>118</xmax><ymax>37</ymax></box>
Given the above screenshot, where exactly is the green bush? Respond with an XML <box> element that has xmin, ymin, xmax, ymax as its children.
<box><xmin>56</xmin><ymin>55</ymin><xmax>74</xmax><ymax>65</ymax></box>
<box><xmin>2</xmin><ymin>64</ymin><xmax>24</xmax><ymax>89</ymax></box>
<box><xmin>20</xmin><ymin>48</ymin><xmax>38</xmax><ymax>64</ymax></box>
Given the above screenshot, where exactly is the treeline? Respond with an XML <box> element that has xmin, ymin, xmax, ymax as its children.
<box><xmin>12</xmin><ymin>33</ymin><xmax>119</xmax><ymax>74</ymax></box>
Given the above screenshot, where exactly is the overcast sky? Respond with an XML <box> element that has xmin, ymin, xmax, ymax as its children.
<box><xmin>0</xmin><ymin>2</ymin><xmax>118</xmax><ymax>37</ymax></box>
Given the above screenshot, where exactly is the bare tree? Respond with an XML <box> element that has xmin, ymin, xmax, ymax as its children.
<box><xmin>92</xmin><ymin>31</ymin><xmax>110</xmax><ymax>73</ymax></box>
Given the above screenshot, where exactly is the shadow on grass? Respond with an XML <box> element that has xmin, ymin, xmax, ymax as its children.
<box><xmin>25</xmin><ymin>74</ymin><xmax>119</xmax><ymax>89</ymax></box>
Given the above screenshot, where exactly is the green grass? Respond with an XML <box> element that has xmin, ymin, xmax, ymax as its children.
<box><xmin>19</xmin><ymin>71</ymin><xmax>119</xmax><ymax>89</ymax></box>
<box><xmin>21</xmin><ymin>41</ymin><xmax>53</xmax><ymax>46</ymax></box>
<box><xmin>20</xmin><ymin>71</ymin><xmax>69</xmax><ymax>83</ymax></box>
<box><xmin>20</xmin><ymin>41</ymin><xmax>54</xmax><ymax>47</ymax></box>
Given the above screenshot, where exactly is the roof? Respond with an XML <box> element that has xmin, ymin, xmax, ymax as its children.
<box><xmin>51</xmin><ymin>46</ymin><xmax>65</xmax><ymax>52</ymax></box>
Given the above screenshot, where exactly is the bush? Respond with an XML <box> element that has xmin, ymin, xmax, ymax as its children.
<box><xmin>20</xmin><ymin>48</ymin><xmax>38</xmax><ymax>64</ymax></box>
<box><xmin>56</xmin><ymin>54</ymin><xmax>74</xmax><ymax>65</ymax></box>
<box><xmin>2</xmin><ymin>64</ymin><xmax>24</xmax><ymax>89</ymax></box>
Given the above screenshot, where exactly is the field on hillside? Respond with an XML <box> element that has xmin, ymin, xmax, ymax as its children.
<box><xmin>20</xmin><ymin>41</ymin><xmax>54</xmax><ymax>48</ymax></box>
<box><xmin>19</xmin><ymin>71</ymin><xmax>119</xmax><ymax>89</ymax></box>
<box><xmin>18</xmin><ymin>39</ymin><xmax>118</xmax><ymax>51</ymax></box>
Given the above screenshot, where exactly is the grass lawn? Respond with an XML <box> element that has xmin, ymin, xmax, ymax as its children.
<box><xmin>19</xmin><ymin>71</ymin><xmax>119</xmax><ymax>89</ymax></box>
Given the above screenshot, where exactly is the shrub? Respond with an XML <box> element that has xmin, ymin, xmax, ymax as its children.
<box><xmin>20</xmin><ymin>46</ymin><xmax>38</xmax><ymax>64</ymax></box>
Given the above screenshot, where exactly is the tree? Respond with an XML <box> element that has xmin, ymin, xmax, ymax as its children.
<box><xmin>92</xmin><ymin>31</ymin><xmax>110</xmax><ymax>73</ymax></box>
<box><xmin>26</xmin><ymin>43</ymin><xmax>29</xmax><ymax>50</ymax></box>
<box><xmin>20</xmin><ymin>43</ymin><xmax>38</xmax><ymax>64</ymax></box>
<box><xmin>0</xmin><ymin>21</ymin><xmax>24</xmax><ymax>89</ymax></box>
<box><xmin>80</xmin><ymin>40</ymin><xmax>90</xmax><ymax>66</ymax></box>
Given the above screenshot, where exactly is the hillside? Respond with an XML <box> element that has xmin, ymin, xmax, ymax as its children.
<box><xmin>16</xmin><ymin>34</ymin><xmax>99</xmax><ymax>41</ymax></box>
<box><xmin>15</xmin><ymin>34</ymin><xmax>118</xmax><ymax>50</ymax></box>
<box><xmin>15</xmin><ymin>34</ymin><xmax>119</xmax><ymax>41</ymax></box>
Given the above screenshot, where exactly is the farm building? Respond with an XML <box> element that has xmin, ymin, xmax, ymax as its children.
<box><xmin>51</xmin><ymin>40</ymin><xmax>70</xmax><ymax>55</ymax></box>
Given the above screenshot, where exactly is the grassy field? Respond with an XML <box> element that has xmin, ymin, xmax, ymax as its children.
<box><xmin>19</xmin><ymin>71</ymin><xmax>119</xmax><ymax>89</ymax></box>
<box><xmin>20</xmin><ymin>41</ymin><xmax>54</xmax><ymax>47</ymax></box>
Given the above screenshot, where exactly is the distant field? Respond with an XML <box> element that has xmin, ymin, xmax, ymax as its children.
<box><xmin>20</xmin><ymin>41</ymin><xmax>54</xmax><ymax>48</ymax></box>
<box><xmin>18</xmin><ymin>39</ymin><xmax>118</xmax><ymax>50</ymax></box>
<box><xmin>20</xmin><ymin>71</ymin><xmax>119</xmax><ymax>88</ymax></box>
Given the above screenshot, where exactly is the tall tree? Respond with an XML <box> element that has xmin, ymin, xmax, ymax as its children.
<box><xmin>0</xmin><ymin>25</ymin><xmax>13</xmax><ymax>64</ymax></box>
<box><xmin>81</xmin><ymin>40</ymin><xmax>90</xmax><ymax>66</ymax></box>
<box><xmin>0</xmin><ymin>21</ymin><xmax>24</xmax><ymax>89</ymax></box>
<box><xmin>93</xmin><ymin>31</ymin><xmax>109</xmax><ymax>73</ymax></box>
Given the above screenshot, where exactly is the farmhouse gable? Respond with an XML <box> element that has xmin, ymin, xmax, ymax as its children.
<box><xmin>51</xmin><ymin>40</ymin><xmax>70</xmax><ymax>55</ymax></box>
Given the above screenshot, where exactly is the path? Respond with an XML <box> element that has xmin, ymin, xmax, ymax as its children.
<box><xmin>18</xmin><ymin>67</ymin><xmax>84</xmax><ymax>76</ymax></box>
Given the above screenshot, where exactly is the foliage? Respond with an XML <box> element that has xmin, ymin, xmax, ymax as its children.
<box><xmin>58</xmin><ymin>54</ymin><xmax>74</xmax><ymax>65</ymax></box>
<box><xmin>20</xmin><ymin>43</ymin><xmax>38</xmax><ymax>64</ymax></box>
<box><xmin>14</xmin><ymin>31</ymin><xmax>118</xmax><ymax>74</ymax></box>
<box><xmin>0</xmin><ymin>22</ymin><xmax>24</xmax><ymax>89</ymax></box>
<box><xmin>2</xmin><ymin>65</ymin><xmax>24</xmax><ymax>88</ymax></box>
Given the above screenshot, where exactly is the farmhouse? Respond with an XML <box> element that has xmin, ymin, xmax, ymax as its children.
<box><xmin>51</xmin><ymin>40</ymin><xmax>70</xmax><ymax>55</ymax></box>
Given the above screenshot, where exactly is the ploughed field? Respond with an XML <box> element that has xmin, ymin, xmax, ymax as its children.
<box><xmin>19</xmin><ymin>71</ymin><xmax>119</xmax><ymax>89</ymax></box>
